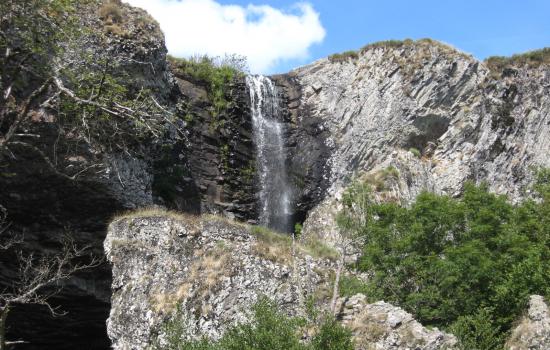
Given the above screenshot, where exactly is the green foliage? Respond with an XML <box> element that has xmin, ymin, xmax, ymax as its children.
<box><xmin>338</xmin><ymin>275</ymin><xmax>369</xmax><ymax>298</ymax></box>
<box><xmin>250</xmin><ymin>225</ymin><xmax>292</xmax><ymax>245</ymax></box>
<box><xmin>449</xmin><ymin>308</ymin><xmax>504</xmax><ymax>350</ymax></box>
<box><xmin>382</xmin><ymin>166</ymin><xmax>399</xmax><ymax>180</ymax></box>
<box><xmin>239</xmin><ymin>162</ymin><xmax>255</xmax><ymax>184</ymax></box>
<box><xmin>310</xmin><ymin>317</ymin><xmax>354</xmax><ymax>350</ymax></box>
<box><xmin>155</xmin><ymin>298</ymin><xmax>354</xmax><ymax>350</ymax></box>
<box><xmin>336</xmin><ymin>180</ymin><xmax>372</xmax><ymax>238</ymax></box>
<box><xmin>169</xmin><ymin>55</ymin><xmax>244</xmax><ymax>124</ymax></box>
<box><xmin>294</xmin><ymin>223</ymin><xmax>303</xmax><ymax>238</ymax></box>
<box><xmin>337</xmin><ymin>172</ymin><xmax>550</xmax><ymax>348</ymax></box>
<box><xmin>220</xmin><ymin>144</ymin><xmax>230</xmax><ymax>172</ymax></box>
<box><xmin>485</xmin><ymin>48</ymin><xmax>550</xmax><ymax>73</ymax></box>
<box><xmin>0</xmin><ymin>0</ymin><xmax>77</xmax><ymax>99</ymax></box>
<box><xmin>409</xmin><ymin>147</ymin><xmax>421</xmax><ymax>158</ymax></box>
<box><xmin>328</xmin><ymin>51</ymin><xmax>359</xmax><ymax>63</ymax></box>
<box><xmin>57</xmin><ymin>61</ymin><xmax>169</xmax><ymax>149</ymax></box>
<box><xmin>302</xmin><ymin>237</ymin><xmax>340</xmax><ymax>261</ymax></box>
<box><xmin>218</xmin><ymin>298</ymin><xmax>305</xmax><ymax>350</ymax></box>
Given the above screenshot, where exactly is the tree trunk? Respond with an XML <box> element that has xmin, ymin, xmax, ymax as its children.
<box><xmin>0</xmin><ymin>305</ymin><xmax>9</xmax><ymax>350</ymax></box>
<box><xmin>330</xmin><ymin>254</ymin><xmax>345</xmax><ymax>316</ymax></box>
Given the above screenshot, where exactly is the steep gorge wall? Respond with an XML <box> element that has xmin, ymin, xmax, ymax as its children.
<box><xmin>276</xmin><ymin>40</ymin><xmax>550</xmax><ymax>242</ymax></box>
<box><xmin>2</xmin><ymin>1</ymin><xmax>550</xmax><ymax>348</ymax></box>
<box><xmin>0</xmin><ymin>1</ymin><xmax>257</xmax><ymax>348</ymax></box>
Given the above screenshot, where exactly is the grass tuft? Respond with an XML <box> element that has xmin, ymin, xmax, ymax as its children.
<box><xmin>485</xmin><ymin>47</ymin><xmax>550</xmax><ymax>74</ymax></box>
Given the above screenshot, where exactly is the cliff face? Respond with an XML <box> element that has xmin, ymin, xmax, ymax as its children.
<box><xmin>105</xmin><ymin>212</ymin><xmax>335</xmax><ymax>349</ymax></box>
<box><xmin>0</xmin><ymin>1</ymin><xmax>255</xmax><ymax>348</ymax></box>
<box><xmin>278</xmin><ymin>40</ymin><xmax>550</xmax><ymax>243</ymax></box>
<box><xmin>105</xmin><ymin>212</ymin><xmax>461</xmax><ymax>350</ymax></box>
<box><xmin>3</xmin><ymin>1</ymin><xmax>550</xmax><ymax>348</ymax></box>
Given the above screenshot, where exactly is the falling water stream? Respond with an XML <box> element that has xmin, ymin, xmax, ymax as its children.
<box><xmin>246</xmin><ymin>75</ymin><xmax>292</xmax><ymax>233</ymax></box>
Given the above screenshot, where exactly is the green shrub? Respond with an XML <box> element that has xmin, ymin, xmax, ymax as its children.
<box><xmin>219</xmin><ymin>298</ymin><xmax>305</xmax><ymax>350</ymax></box>
<box><xmin>328</xmin><ymin>51</ymin><xmax>359</xmax><ymax>63</ymax></box>
<box><xmin>337</xmin><ymin>171</ymin><xmax>550</xmax><ymax>348</ymax></box>
<box><xmin>338</xmin><ymin>275</ymin><xmax>370</xmax><ymax>298</ymax></box>
<box><xmin>449</xmin><ymin>308</ymin><xmax>504</xmax><ymax>350</ymax></box>
<box><xmin>310</xmin><ymin>317</ymin><xmax>354</xmax><ymax>350</ymax></box>
<box><xmin>294</xmin><ymin>223</ymin><xmax>303</xmax><ymax>238</ymax></box>
<box><xmin>485</xmin><ymin>48</ymin><xmax>550</xmax><ymax>73</ymax></box>
<box><xmin>155</xmin><ymin>298</ymin><xmax>354</xmax><ymax>350</ymax></box>
<box><xmin>169</xmin><ymin>55</ymin><xmax>243</xmax><ymax>122</ymax></box>
<box><xmin>409</xmin><ymin>147</ymin><xmax>421</xmax><ymax>158</ymax></box>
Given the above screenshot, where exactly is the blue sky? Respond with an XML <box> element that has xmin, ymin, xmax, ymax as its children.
<box><xmin>127</xmin><ymin>0</ymin><xmax>550</xmax><ymax>74</ymax></box>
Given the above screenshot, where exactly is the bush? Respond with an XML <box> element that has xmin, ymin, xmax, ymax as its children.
<box><xmin>449</xmin><ymin>308</ymin><xmax>504</xmax><ymax>350</ymax></box>
<box><xmin>328</xmin><ymin>51</ymin><xmax>359</xmax><ymax>63</ymax></box>
<box><xmin>310</xmin><ymin>317</ymin><xmax>354</xmax><ymax>350</ymax></box>
<box><xmin>338</xmin><ymin>275</ymin><xmax>370</xmax><ymax>298</ymax></box>
<box><xmin>155</xmin><ymin>297</ymin><xmax>354</xmax><ymax>350</ymax></box>
<box><xmin>338</xmin><ymin>172</ymin><xmax>550</xmax><ymax>348</ymax></box>
<box><xmin>169</xmin><ymin>55</ymin><xmax>244</xmax><ymax>125</ymax></box>
<box><xmin>485</xmin><ymin>48</ymin><xmax>550</xmax><ymax>73</ymax></box>
<box><xmin>409</xmin><ymin>147</ymin><xmax>421</xmax><ymax>158</ymax></box>
<box><xmin>294</xmin><ymin>223</ymin><xmax>303</xmax><ymax>238</ymax></box>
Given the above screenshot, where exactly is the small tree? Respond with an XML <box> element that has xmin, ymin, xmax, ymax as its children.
<box><xmin>330</xmin><ymin>180</ymin><xmax>372</xmax><ymax>314</ymax></box>
<box><xmin>0</xmin><ymin>206</ymin><xmax>101</xmax><ymax>349</ymax></box>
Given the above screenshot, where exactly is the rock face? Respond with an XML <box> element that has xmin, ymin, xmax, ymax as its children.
<box><xmin>105</xmin><ymin>213</ymin><xmax>334</xmax><ymax>349</ymax></box>
<box><xmin>277</xmin><ymin>40</ymin><xmax>550</xmax><ymax>242</ymax></box>
<box><xmin>176</xmin><ymin>72</ymin><xmax>258</xmax><ymax>221</ymax></box>
<box><xmin>105</xmin><ymin>213</ymin><xmax>464</xmax><ymax>350</ymax></box>
<box><xmin>0</xmin><ymin>1</ymin><xmax>175</xmax><ymax>347</ymax></box>
<box><xmin>336</xmin><ymin>294</ymin><xmax>458</xmax><ymax>350</ymax></box>
<box><xmin>506</xmin><ymin>295</ymin><xmax>550</xmax><ymax>350</ymax></box>
<box><xmin>3</xmin><ymin>2</ymin><xmax>550</xmax><ymax>348</ymax></box>
<box><xmin>0</xmin><ymin>1</ymin><xmax>254</xmax><ymax>348</ymax></box>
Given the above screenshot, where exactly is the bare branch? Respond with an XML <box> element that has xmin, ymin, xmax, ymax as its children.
<box><xmin>0</xmin><ymin>78</ymin><xmax>52</xmax><ymax>148</ymax></box>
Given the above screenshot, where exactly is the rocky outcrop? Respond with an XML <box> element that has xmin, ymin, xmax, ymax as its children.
<box><xmin>506</xmin><ymin>295</ymin><xmax>550</xmax><ymax>350</ymax></box>
<box><xmin>279</xmin><ymin>40</ymin><xmax>550</xmax><ymax>242</ymax></box>
<box><xmin>106</xmin><ymin>212</ymin><xmax>464</xmax><ymax>350</ymax></box>
<box><xmin>336</xmin><ymin>294</ymin><xmax>458</xmax><ymax>350</ymax></box>
<box><xmin>105</xmin><ymin>212</ymin><xmax>335</xmax><ymax>349</ymax></box>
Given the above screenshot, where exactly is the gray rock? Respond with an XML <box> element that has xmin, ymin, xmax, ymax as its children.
<box><xmin>506</xmin><ymin>295</ymin><xmax>550</xmax><ymax>350</ymax></box>
<box><xmin>283</xmin><ymin>41</ymin><xmax>550</xmax><ymax>244</ymax></box>
<box><xmin>105</xmin><ymin>214</ymin><xmax>335</xmax><ymax>349</ymax></box>
<box><xmin>336</xmin><ymin>294</ymin><xmax>458</xmax><ymax>350</ymax></box>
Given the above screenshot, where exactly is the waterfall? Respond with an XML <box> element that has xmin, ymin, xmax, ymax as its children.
<box><xmin>246</xmin><ymin>75</ymin><xmax>292</xmax><ymax>233</ymax></box>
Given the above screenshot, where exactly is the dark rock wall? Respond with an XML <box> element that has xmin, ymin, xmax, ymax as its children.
<box><xmin>272</xmin><ymin>74</ymin><xmax>332</xmax><ymax>225</ymax></box>
<box><xmin>0</xmin><ymin>3</ymin><xmax>262</xmax><ymax>348</ymax></box>
<box><xmin>176</xmin><ymin>73</ymin><xmax>258</xmax><ymax>222</ymax></box>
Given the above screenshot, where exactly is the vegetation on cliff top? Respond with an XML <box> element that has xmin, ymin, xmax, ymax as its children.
<box><xmin>337</xmin><ymin>169</ymin><xmax>550</xmax><ymax>349</ymax></box>
<box><xmin>169</xmin><ymin>55</ymin><xmax>246</xmax><ymax>121</ymax></box>
<box><xmin>485</xmin><ymin>47</ymin><xmax>550</xmax><ymax>72</ymax></box>
<box><xmin>328</xmin><ymin>38</ymin><xmax>470</xmax><ymax>63</ymax></box>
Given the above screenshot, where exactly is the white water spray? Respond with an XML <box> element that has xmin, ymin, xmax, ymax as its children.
<box><xmin>246</xmin><ymin>75</ymin><xmax>292</xmax><ymax>232</ymax></box>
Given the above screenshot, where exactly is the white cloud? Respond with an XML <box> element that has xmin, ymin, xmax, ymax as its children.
<box><xmin>124</xmin><ymin>0</ymin><xmax>326</xmax><ymax>73</ymax></box>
